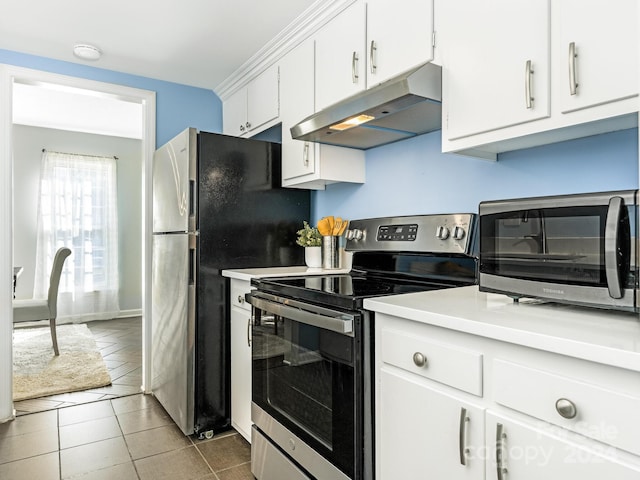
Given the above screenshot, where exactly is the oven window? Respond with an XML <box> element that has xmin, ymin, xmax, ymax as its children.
<box><xmin>252</xmin><ymin>311</ymin><xmax>356</xmax><ymax>477</ymax></box>
<box><xmin>480</xmin><ymin>205</ymin><xmax>632</xmax><ymax>287</ymax></box>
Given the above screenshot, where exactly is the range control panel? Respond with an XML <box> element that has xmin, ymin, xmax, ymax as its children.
<box><xmin>346</xmin><ymin>213</ymin><xmax>476</xmax><ymax>255</ymax></box>
<box><xmin>377</xmin><ymin>224</ymin><xmax>418</xmax><ymax>241</ymax></box>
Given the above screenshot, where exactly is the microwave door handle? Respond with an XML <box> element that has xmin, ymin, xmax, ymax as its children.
<box><xmin>604</xmin><ymin>196</ymin><xmax>623</xmax><ymax>299</ymax></box>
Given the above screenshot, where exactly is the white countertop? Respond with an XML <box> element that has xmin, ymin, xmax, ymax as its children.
<box><xmin>364</xmin><ymin>285</ymin><xmax>640</xmax><ymax>372</ymax></box>
<box><xmin>222</xmin><ymin>265</ymin><xmax>350</xmax><ymax>281</ymax></box>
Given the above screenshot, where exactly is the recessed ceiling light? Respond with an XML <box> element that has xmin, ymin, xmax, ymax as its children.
<box><xmin>73</xmin><ymin>44</ymin><xmax>102</xmax><ymax>61</ymax></box>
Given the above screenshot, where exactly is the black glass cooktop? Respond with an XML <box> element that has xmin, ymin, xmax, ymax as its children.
<box><xmin>251</xmin><ymin>252</ymin><xmax>478</xmax><ymax>311</ymax></box>
<box><xmin>252</xmin><ymin>274</ymin><xmax>463</xmax><ymax>311</ymax></box>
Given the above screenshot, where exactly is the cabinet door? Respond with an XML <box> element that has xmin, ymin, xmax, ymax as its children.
<box><xmin>366</xmin><ymin>0</ymin><xmax>434</xmax><ymax>86</ymax></box>
<box><xmin>247</xmin><ymin>64</ymin><xmax>279</xmax><ymax>132</ymax></box>
<box><xmin>315</xmin><ymin>0</ymin><xmax>366</xmax><ymax>111</ymax></box>
<box><xmin>280</xmin><ymin>40</ymin><xmax>316</xmax><ymax>181</ymax></box>
<box><xmin>223</xmin><ymin>87</ymin><xmax>247</xmax><ymax>136</ymax></box>
<box><xmin>485</xmin><ymin>411</ymin><xmax>640</xmax><ymax>480</ymax></box>
<box><xmin>443</xmin><ymin>0</ymin><xmax>550</xmax><ymax>140</ymax></box>
<box><xmin>556</xmin><ymin>0</ymin><xmax>638</xmax><ymax>114</ymax></box>
<box><xmin>230</xmin><ymin>280</ymin><xmax>252</xmax><ymax>443</ymax></box>
<box><xmin>378</xmin><ymin>369</ymin><xmax>484</xmax><ymax>479</ymax></box>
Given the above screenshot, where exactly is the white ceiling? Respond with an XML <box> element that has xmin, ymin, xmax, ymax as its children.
<box><xmin>13</xmin><ymin>82</ymin><xmax>144</xmax><ymax>138</ymax></box>
<box><xmin>0</xmin><ymin>0</ymin><xmax>317</xmax><ymax>92</ymax></box>
<box><xmin>4</xmin><ymin>0</ymin><xmax>319</xmax><ymax>138</ymax></box>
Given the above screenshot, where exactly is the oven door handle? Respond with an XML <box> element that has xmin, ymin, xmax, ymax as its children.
<box><xmin>604</xmin><ymin>196</ymin><xmax>623</xmax><ymax>299</ymax></box>
<box><xmin>248</xmin><ymin>294</ymin><xmax>355</xmax><ymax>336</ymax></box>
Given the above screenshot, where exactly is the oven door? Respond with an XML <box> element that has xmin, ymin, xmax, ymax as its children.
<box><xmin>248</xmin><ymin>291</ymin><xmax>363</xmax><ymax>480</ymax></box>
<box><xmin>479</xmin><ymin>191</ymin><xmax>638</xmax><ymax>310</ymax></box>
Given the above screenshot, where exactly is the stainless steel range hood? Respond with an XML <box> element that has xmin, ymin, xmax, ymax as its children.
<box><xmin>290</xmin><ymin>63</ymin><xmax>442</xmax><ymax>150</ymax></box>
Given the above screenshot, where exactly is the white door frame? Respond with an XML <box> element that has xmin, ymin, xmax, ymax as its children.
<box><xmin>0</xmin><ymin>64</ymin><xmax>156</xmax><ymax>422</ymax></box>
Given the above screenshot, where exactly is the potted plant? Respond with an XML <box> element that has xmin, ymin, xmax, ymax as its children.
<box><xmin>296</xmin><ymin>221</ymin><xmax>322</xmax><ymax>268</ymax></box>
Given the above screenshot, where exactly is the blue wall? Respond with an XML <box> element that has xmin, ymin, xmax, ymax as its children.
<box><xmin>4</xmin><ymin>49</ymin><xmax>637</xmax><ymax>224</ymax></box>
<box><xmin>314</xmin><ymin>128</ymin><xmax>639</xmax><ymax>221</ymax></box>
<box><xmin>0</xmin><ymin>49</ymin><xmax>222</xmax><ymax>147</ymax></box>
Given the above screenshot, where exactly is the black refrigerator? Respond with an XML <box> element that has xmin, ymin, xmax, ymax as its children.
<box><xmin>151</xmin><ymin>128</ymin><xmax>310</xmax><ymax>436</ymax></box>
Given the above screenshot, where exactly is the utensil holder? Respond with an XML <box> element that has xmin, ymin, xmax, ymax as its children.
<box><xmin>322</xmin><ymin>236</ymin><xmax>341</xmax><ymax>269</ymax></box>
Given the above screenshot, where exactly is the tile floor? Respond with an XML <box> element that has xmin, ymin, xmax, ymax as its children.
<box><xmin>5</xmin><ymin>317</ymin><xmax>254</xmax><ymax>479</ymax></box>
<box><xmin>0</xmin><ymin>394</ymin><xmax>253</xmax><ymax>480</ymax></box>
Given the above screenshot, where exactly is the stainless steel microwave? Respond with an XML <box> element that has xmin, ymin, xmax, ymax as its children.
<box><xmin>479</xmin><ymin>190</ymin><xmax>638</xmax><ymax>312</ymax></box>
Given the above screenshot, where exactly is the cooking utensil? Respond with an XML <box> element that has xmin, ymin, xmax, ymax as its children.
<box><xmin>317</xmin><ymin>217</ymin><xmax>331</xmax><ymax>236</ymax></box>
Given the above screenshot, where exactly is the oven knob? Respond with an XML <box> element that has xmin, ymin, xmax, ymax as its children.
<box><xmin>453</xmin><ymin>226</ymin><xmax>466</xmax><ymax>241</ymax></box>
<box><xmin>436</xmin><ymin>226</ymin><xmax>450</xmax><ymax>240</ymax></box>
<box><xmin>351</xmin><ymin>229</ymin><xmax>364</xmax><ymax>240</ymax></box>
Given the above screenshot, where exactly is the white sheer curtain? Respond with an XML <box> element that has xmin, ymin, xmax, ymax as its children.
<box><xmin>34</xmin><ymin>150</ymin><xmax>120</xmax><ymax>321</ymax></box>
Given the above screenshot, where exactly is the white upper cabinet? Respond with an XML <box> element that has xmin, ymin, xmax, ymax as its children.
<box><xmin>223</xmin><ymin>64</ymin><xmax>280</xmax><ymax>137</ymax></box>
<box><xmin>280</xmin><ymin>39</ymin><xmax>365</xmax><ymax>190</ymax></box>
<box><xmin>366</xmin><ymin>0</ymin><xmax>434</xmax><ymax>86</ymax></box>
<box><xmin>315</xmin><ymin>0</ymin><xmax>367</xmax><ymax>111</ymax></box>
<box><xmin>280</xmin><ymin>40</ymin><xmax>317</xmax><ymax>181</ymax></box>
<box><xmin>441</xmin><ymin>0</ymin><xmax>638</xmax><ymax>159</ymax></box>
<box><xmin>555</xmin><ymin>0</ymin><xmax>638</xmax><ymax>114</ymax></box>
<box><xmin>315</xmin><ymin>0</ymin><xmax>435</xmax><ymax>110</ymax></box>
<box><xmin>442</xmin><ymin>0</ymin><xmax>551</xmax><ymax>141</ymax></box>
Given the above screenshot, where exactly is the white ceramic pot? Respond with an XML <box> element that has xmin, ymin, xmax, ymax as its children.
<box><xmin>304</xmin><ymin>246</ymin><xmax>322</xmax><ymax>268</ymax></box>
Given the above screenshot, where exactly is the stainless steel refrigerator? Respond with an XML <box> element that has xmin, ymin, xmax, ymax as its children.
<box><xmin>151</xmin><ymin>128</ymin><xmax>310</xmax><ymax>437</ymax></box>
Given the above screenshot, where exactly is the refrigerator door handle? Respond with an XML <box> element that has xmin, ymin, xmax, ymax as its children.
<box><xmin>189</xmin><ymin>180</ymin><xmax>197</xmax><ymax>232</ymax></box>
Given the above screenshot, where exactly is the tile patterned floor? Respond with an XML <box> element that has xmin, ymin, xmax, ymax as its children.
<box><xmin>5</xmin><ymin>317</ymin><xmax>254</xmax><ymax>479</ymax></box>
<box><xmin>0</xmin><ymin>394</ymin><xmax>253</xmax><ymax>480</ymax></box>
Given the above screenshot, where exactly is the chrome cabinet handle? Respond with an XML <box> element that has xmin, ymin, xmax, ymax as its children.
<box><xmin>352</xmin><ymin>51</ymin><xmax>359</xmax><ymax>83</ymax></box>
<box><xmin>555</xmin><ymin>398</ymin><xmax>578</xmax><ymax>419</ymax></box>
<box><xmin>604</xmin><ymin>196</ymin><xmax>624</xmax><ymax>299</ymax></box>
<box><xmin>303</xmin><ymin>142</ymin><xmax>310</xmax><ymax>166</ymax></box>
<box><xmin>412</xmin><ymin>352</ymin><xmax>427</xmax><ymax>368</ymax></box>
<box><xmin>569</xmin><ymin>42</ymin><xmax>578</xmax><ymax>95</ymax></box>
<box><xmin>496</xmin><ymin>423</ymin><xmax>508</xmax><ymax>480</ymax></box>
<box><xmin>246</xmin><ymin>121</ymin><xmax>251</xmax><ymax>129</ymax></box>
<box><xmin>459</xmin><ymin>408</ymin><xmax>470</xmax><ymax>466</ymax></box>
<box><xmin>525</xmin><ymin>60</ymin><xmax>534</xmax><ymax>109</ymax></box>
<box><xmin>247</xmin><ymin>317</ymin><xmax>252</xmax><ymax>347</ymax></box>
<box><xmin>239</xmin><ymin>124</ymin><xmax>245</xmax><ymax>132</ymax></box>
<box><xmin>369</xmin><ymin>40</ymin><xmax>377</xmax><ymax>74</ymax></box>
<box><xmin>237</xmin><ymin>295</ymin><xmax>244</xmax><ymax>305</ymax></box>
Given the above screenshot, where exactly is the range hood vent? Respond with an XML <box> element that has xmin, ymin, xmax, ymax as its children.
<box><xmin>290</xmin><ymin>63</ymin><xmax>442</xmax><ymax>150</ymax></box>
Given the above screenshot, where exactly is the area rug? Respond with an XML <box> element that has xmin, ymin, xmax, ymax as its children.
<box><xmin>13</xmin><ymin>323</ymin><xmax>112</xmax><ymax>401</ymax></box>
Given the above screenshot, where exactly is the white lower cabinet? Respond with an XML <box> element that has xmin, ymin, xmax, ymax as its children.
<box><xmin>485</xmin><ymin>411</ymin><xmax>640</xmax><ymax>480</ymax></box>
<box><xmin>230</xmin><ymin>279</ymin><xmax>252</xmax><ymax>442</ymax></box>
<box><xmin>374</xmin><ymin>312</ymin><xmax>640</xmax><ymax>479</ymax></box>
<box><xmin>378</xmin><ymin>368</ymin><xmax>484</xmax><ymax>479</ymax></box>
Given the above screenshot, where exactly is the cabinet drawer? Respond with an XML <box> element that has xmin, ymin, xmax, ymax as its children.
<box><xmin>493</xmin><ymin>359</ymin><xmax>640</xmax><ymax>456</ymax></box>
<box><xmin>230</xmin><ymin>280</ymin><xmax>252</xmax><ymax>312</ymax></box>
<box><xmin>380</xmin><ymin>328</ymin><xmax>483</xmax><ymax>396</ymax></box>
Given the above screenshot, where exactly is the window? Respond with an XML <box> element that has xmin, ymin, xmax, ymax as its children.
<box><xmin>35</xmin><ymin>151</ymin><xmax>119</xmax><ymax>320</ymax></box>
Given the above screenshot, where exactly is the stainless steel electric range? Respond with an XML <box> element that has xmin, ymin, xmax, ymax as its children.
<box><xmin>247</xmin><ymin>214</ymin><xmax>478</xmax><ymax>480</ymax></box>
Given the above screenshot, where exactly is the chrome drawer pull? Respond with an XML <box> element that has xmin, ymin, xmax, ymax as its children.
<box><xmin>352</xmin><ymin>51</ymin><xmax>359</xmax><ymax>83</ymax></box>
<box><xmin>569</xmin><ymin>41</ymin><xmax>578</xmax><ymax>95</ymax></box>
<box><xmin>525</xmin><ymin>60</ymin><xmax>534</xmax><ymax>109</ymax></box>
<box><xmin>555</xmin><ymin>398</ymin><xmax>577</xmax><ymax>419</ymax></box>
<box><xmin>369</xmin><ymin>40</ymin><xmax>377</xmax><ymax>73</ymax></box>
<box><xmin>412</xmin><ymin>352</ymin><xmax>427</xmax><ymax>368</ymax></box>
<box><xmin>459</xmin><ymin>407</ymin><xmax>470</xmax><ymax>466</ymax></box>
<box><xmin>496</xmin><ymin>423</ymin><xmax>508</xmax><ymax>480</ymax></box>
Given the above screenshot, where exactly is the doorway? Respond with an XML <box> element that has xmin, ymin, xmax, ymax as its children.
<box><xmin>0</xmin><ymin>65</ymin><xmax>156</xmax><ymax>420</ymax></box>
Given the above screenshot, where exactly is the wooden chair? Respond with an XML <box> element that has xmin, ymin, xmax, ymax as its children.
<box><xmin>13</xmin><ymin>247</ymin><xmax>72</xmax><ymax>356</ymax></box>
